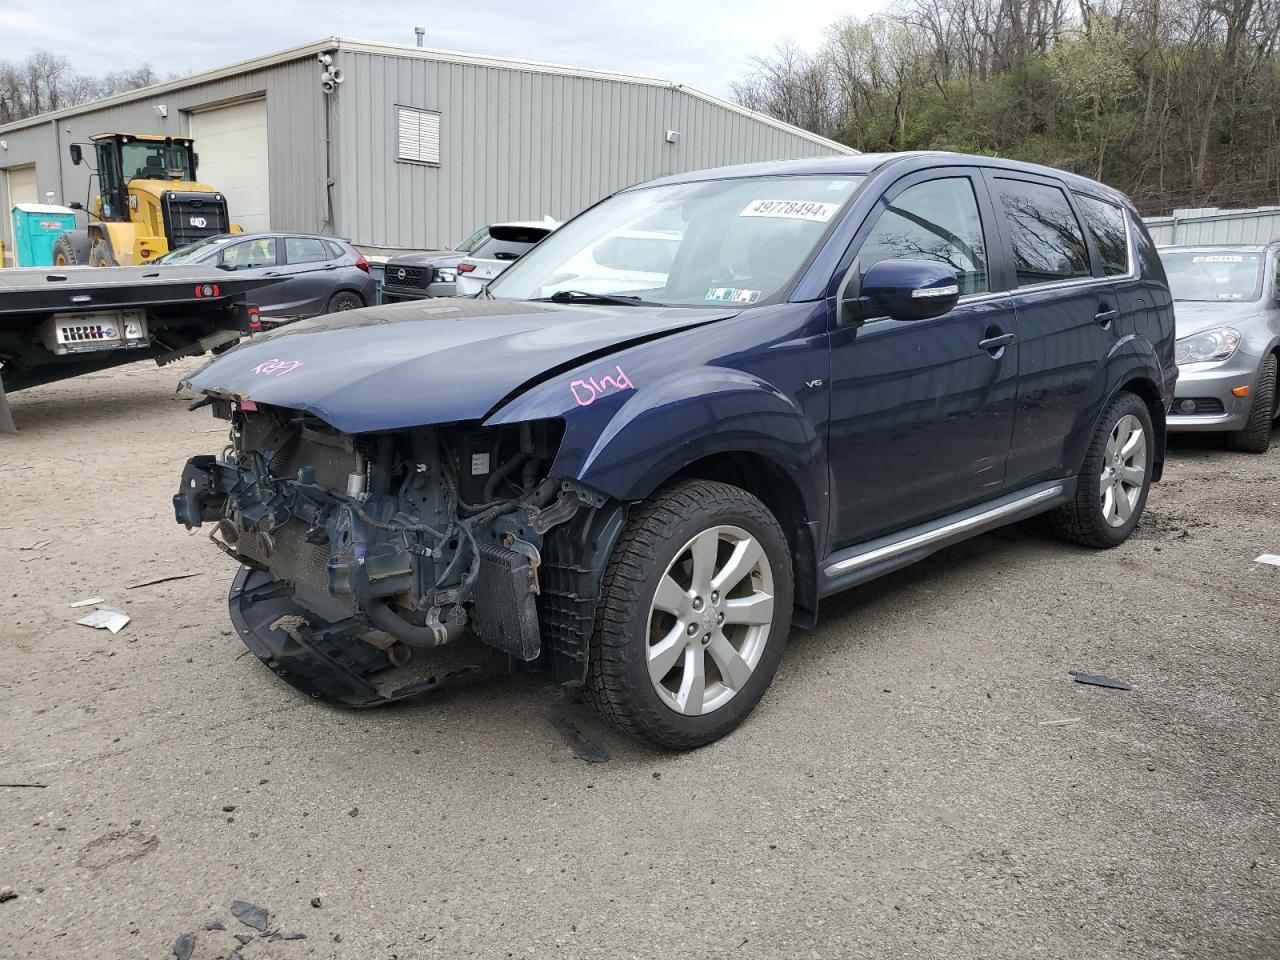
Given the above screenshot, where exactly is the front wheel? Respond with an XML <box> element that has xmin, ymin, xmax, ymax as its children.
<box><xmin>1046</xmin><ymin>390</ymin><xmax>1154</xmax><ymax>548</ymax></box>
<box><xmin>1226</xmin><ymin>355</ymin><xmax>1277</xmax><ymax>454</ymax></box>
<box><xmin>584</xmin><ymin>479</ymin><xmax>793</xmax><ymax>749</ymax></box>
<box><xmin>53</xmin><ymin>233</ymin><xmax>89</xmax><ymax>266</ymax></box>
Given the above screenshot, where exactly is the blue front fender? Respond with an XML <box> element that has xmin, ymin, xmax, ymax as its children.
<box><xmin>486</xmin><ymin>363</ymin><xmax>826</xmax><ymax>520</ymax></box>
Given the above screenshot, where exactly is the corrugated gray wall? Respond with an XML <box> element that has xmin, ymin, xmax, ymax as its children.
<box><xmin>0</xmin><ymin>56</ymin><xmax>328</xmax><ymax>249</ymax></box>
<box><xmin>2</xmin><ymin>43</ymin><xmax>848</xmax><ymax>257</ymax></box>
<box><xmin>332</xmin><ymin>50</ymin><xmax>848</xmax><ymax>250</ymax></box>
<box><xmin>1145</xmin><ymin>206</ymin><xmax>1280</xmax><ymax>246</ymax></box>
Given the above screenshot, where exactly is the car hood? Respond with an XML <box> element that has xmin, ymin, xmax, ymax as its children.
<box><xmin>183</xmin><ymin>297</ymin><xmax>735</xmax><ymax>432</ymax></box>
<box><xmin>1173</xmin><ymin>300</ymin><xmax>1263</xmax><ymax>338</ymax></box>
<box><xmin>383</xmin><ymin>251</ymin><xmax>461</xmax><ymax>269</ymax></box>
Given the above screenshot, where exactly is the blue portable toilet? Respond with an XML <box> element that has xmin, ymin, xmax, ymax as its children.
<box><xmin>11</xmin><ymin>204</ymin><xmax>77</xmax><ymax>267</ymax></box>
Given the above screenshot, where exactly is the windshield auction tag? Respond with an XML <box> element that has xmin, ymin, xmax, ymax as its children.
<box><xmin>1192</xmin><ymin>255</ymin><xmax>1244</xmax><ymax>263</ymax></box>
<box><xmin>739</xmin><ymin>199</ymin><xmax>840</xmax><ymax>222</ymax></box>
<box><xmin>706</xmin><ymin>287</ymin><xmax>761</xmax><ymax>304</ymax></box>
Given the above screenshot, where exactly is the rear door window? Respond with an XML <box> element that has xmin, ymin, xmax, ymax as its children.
<box><xmin>284</xmin><ymin>237</ymin><xmax>331</xmax><ymax>264</ymax></box>
<box><xmin>856</xmin><ymin>176</ymin><xmax>990</xmax><ymax>295</ymax></box>
<box><xmin>221</xmin><ymin>237</ymin><xmax>276</xmax><ymax>270</ymax></box>
<box><xmin>1074</xmin><ymin>194</ymin><xmax>1130</xmax><ymax>277</ymax></box>
<box><xmin>993</xmin><ymin>179</ymin><xmax>1091</xmax><ymax>286</ymax></box>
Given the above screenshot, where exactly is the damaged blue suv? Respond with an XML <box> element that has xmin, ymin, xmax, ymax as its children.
<box><xmin>173</xmin><ymin>153</ymin><xmax>1175</xmax><ymax>748</ymax></box>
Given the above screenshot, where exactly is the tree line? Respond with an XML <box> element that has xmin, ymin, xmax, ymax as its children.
<box><xmin>0</xmin><ymin>50</ymin><xmax>170</xmax><ymax>126</ymax></box>
<box><xmin>731</xmin><ymin>0</ymin><xmax>1280</xmax><ymax>215</ymax></box>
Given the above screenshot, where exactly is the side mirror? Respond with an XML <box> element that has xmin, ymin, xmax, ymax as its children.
<box><xmin>69</xmin><ymin>144</ymin><xmax>83</xmax><ymax>165</ymax></box>
<box><xmin>843</xmin><ymin>258</ymin><xmax>960</xmax><ymax>323</ymax></box>
<box><xmin>67</xmin><ymin>201</ymin><xmax>83</xmax><ymax>210</ymax></box>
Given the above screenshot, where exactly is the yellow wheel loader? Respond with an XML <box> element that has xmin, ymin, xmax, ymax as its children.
<box><xmin>53</xmin><ymin>133</ymin><xmax>238</xmax><ymax>267</ymax></box>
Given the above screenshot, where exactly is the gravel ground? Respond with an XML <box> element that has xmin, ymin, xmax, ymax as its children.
<box><xmin>1</xmin><ymin>360</ymin><xmax>1277</xmax><ymax>960</ymax></box>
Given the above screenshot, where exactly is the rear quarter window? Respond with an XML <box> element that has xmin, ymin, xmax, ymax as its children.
<box><xmin>1074</xmin><ymin>194</ymin><xmax>1130</xmax><ymax>277</ymax></box>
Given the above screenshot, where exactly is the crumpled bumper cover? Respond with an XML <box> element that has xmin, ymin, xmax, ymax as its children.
<box><xmin>228</xmin><ymin>566</ymin><xmax>483</xmax><ymax>707</ymax></box>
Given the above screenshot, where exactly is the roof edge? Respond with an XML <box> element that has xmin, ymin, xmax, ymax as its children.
<box><xmin>338</xmin><ymin>39</ymin><xmax>854</xmax><ymax>154</ymax></box>
<box><xmin>0</xmin><ymin>37</ymin><xmax>341</xmax><ymax>135</ymax></box>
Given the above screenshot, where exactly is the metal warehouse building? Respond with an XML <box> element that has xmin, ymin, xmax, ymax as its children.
<box><xmin>0</xmin><ymin>37</ymin><xmax>851</xmax><ymax>264</ymax></box>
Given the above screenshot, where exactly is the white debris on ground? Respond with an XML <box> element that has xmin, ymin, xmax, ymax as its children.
<box><xmin>75</xmin><ymin>605</ymin><xmax>130</xmax><ymax>634</ymax></box>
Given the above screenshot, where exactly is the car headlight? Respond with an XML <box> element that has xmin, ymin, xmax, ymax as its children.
<box><xmin>1175</xmin><ymin>326</ymin><xmax>1241</xmax><ymax>364</ymax></box>
<box><xmin>435</xmin><ymin>268</ymin><xmax>457</xmax><ymax>283</ymax></box>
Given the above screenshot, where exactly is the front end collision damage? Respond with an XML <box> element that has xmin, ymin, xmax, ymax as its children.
<box><xmin>174</xmin><ymin>397</ymin><xmax>627</xmax><ymax>703</ymax></box>
<box><xmin>171</xmin><ymin>297</ymin><xmax>824</xmax><ymax>704</ymax></box>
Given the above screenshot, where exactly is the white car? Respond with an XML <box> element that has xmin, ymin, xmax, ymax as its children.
<box><xmin>535</xmin><ymin>228</ymin><xmax>681</xmax><ymax>298</ymax></box>
<box><xmin>455</xmin><ymin>219</ymin><xmax>558</xmax><ymax>295</ymax></box>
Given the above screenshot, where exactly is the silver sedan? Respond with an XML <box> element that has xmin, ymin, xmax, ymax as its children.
<box><xmin>1160</xmin><ymin>243</ymin><xmax>1280</xmax><ymax>452</ymax></box>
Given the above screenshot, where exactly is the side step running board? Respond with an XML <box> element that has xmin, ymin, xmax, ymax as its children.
<box><xmin>818</xmin><ymin>480</ymin><xmax>1070</xmax><ymax>597</ymax></box>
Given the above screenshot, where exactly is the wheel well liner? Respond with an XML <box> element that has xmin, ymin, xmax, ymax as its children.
<box><xmin>1116</xmin><ymin>375</ymin><xmax>1167</xmax><ymax>481</ymax></box>
<box><xmin>668</xmin><ymin>451</ymin><xmax>818</xmax><ymax>628</ymax></box>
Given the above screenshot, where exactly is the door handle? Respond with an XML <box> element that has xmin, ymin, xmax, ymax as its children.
<box><xmin>1095</xmin><ymin>305</ymin><xmax>1119</xmax><ymax>325</ymax></box>
<box><xmin>978</xmin><ymin>332</ymin><xmax>1016</xmax><ymax>352</ymax></box>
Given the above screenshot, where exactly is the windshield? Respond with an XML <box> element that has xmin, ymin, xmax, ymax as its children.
<box><xmin>152</xmin><ymin>235</ymin><xmax>232</xmax><ymax>264</ymax></box>
<box><xmin>1161</xmin><ymin>251</ymin><xmax>1264</xmax><ymax>302</ymax></box>
<box><xmin>121</xmin><ymin>141</ymin><xmax>195</xmax><ymax>182</ymax></box>
<box><xmin>488</xmin><ymin>175</ymin><xmax>864</xmax><ymax>306</ymax></box>
<box><xmin>454</xmin><ymin>227</ymin><xmax>488</xmax><ymax>253</ymax></box>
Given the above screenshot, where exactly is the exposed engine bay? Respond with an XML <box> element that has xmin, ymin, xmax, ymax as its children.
<box><xmin>174</xmin><ymin>397</ymin><xmax>617</xmax><ymax>704</ymax></box>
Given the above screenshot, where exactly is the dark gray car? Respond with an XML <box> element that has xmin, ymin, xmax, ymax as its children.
<box><xmin>380</xmin><ymin>226</ymin><xmax>489</xmax><ymax>302</ymax></box>
<box><xmin>1160</xmin><ymin>243</ymin><xmax>1280</xmax><ymax>452</ymax></box>
<box><xmin>152</xmin><ymin>233</ymin><xmax>377</xmax><ymax>323</ymax></box>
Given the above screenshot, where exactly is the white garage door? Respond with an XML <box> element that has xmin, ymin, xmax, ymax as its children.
<box><xmin>4</xmin><ymin>164</ymin><xmax>39</xmax><ymax>265</ymax></box>
<box><xmin>189</xmin><ymin>98</ymin><xmax>270</xmax><ymax>233</ymax></box>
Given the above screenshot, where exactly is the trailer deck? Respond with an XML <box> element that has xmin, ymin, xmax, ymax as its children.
<box><xmin>0</xmin><ymin>265</ymin><xmax>276</xmax><ymax>431</ymax></box>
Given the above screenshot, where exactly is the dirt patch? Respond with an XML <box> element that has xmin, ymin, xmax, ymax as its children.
<box><xmin>76</xmin><ymin>829</ymin><xmax>159</xmax><ymax>870</ymax></box>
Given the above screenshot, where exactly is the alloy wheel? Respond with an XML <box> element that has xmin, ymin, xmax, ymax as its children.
<box><xmin>646</xmin><ymin>524</ymin><xmax>775</xmax><ymax>716</ymax></box>
<box><xmin>1099</xmin><ymin>414</ymin><xmax>1147</xmax><ymax>527</ymax></box>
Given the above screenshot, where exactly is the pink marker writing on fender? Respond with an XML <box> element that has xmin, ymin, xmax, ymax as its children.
<box><xmin>570</xmin><ymin>365</ymin><xmax>635</xmax><ymax>406</ymax></box>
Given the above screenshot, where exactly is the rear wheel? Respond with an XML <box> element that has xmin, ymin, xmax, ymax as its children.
<box><xmin>1226</xmin><ymin>355</ymin><xmax>1277</xmax><ymax>454</ymax></box>
<box><xmin>1046</xmin><ymin>391</ymin><xmax>1154</xmax><ymax>548</ymax></box>
<box><xmin>326</xmin><ymin>291</ymin><xmax>364</xmax><ymax>313</ymax></box>
<box><xmin>52</xmin><ymin>233</ymin><xmax>89</xmax><ymax>266</ymax></box>
<box><xmin>88</xmin><ymin>238</ymin><xmax>117</xmax><ymax>267</ymax></box>
<box><xmin>584</xmin><ymin>480</ymin><xmax>793</xmax><ymax>749</ymax></box>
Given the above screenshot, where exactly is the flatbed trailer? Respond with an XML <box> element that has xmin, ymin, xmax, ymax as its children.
<box><xmin>0</xmin><ymin>266</ymin><xmax>275</xmax><ymax>431</ymax></box>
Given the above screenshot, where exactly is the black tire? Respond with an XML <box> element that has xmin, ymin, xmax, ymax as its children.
<box><xmin>1046</xmin><ymin>390</ymin><xmax>1154</xmax><ymax>549</ymax></box>
<box><xmin>325</xmin><ymin>291</ymin><xmax>364</xmax><ymax>313</ymax></box>
<box><xmin>88</xmin><ymin>237</ymin><xmax>117</xmax><ymax>267</ymax></box>
<box><xmin>52</xmin><ymin>232</ymin><xmax>89</xmax><ymax>266</ymax></box>
<box><xmin>584</xmin><ymin>479</ymin><xmax>794</xmax><ymax>749</ymax></box>
<box><xmin>1226</xmin><ymin>355</ymin><xmax>1277</xmax><ymax>454</ymax></box>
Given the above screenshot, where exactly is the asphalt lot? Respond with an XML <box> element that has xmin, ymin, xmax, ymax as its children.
<box><xmin>1</xmin><ymin>360</ymin><xmax>1277</xmax><ymax>960</ymax></box>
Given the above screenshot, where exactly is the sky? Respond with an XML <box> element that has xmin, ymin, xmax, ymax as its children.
<box><xmin>0</xmin><ymin>0</ymin><xmax>888</xmax><ymax>97</ymax></box>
